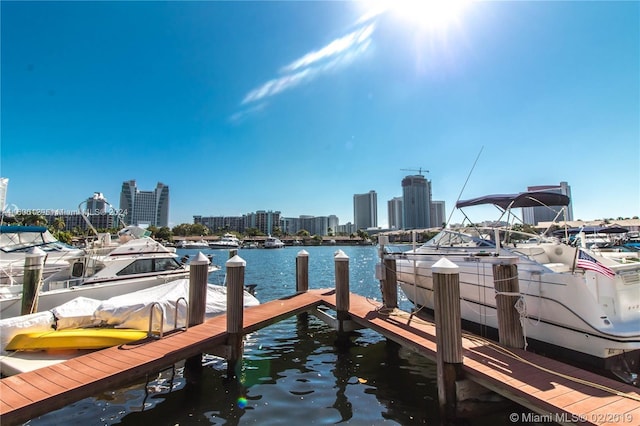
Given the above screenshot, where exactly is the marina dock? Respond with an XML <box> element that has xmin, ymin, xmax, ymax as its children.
<box><xmin>1</xmin><ymin>289</ymin><xmax>639</xmax><ymax>426</ymax></box>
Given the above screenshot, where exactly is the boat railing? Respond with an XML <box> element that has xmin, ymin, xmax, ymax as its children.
<box><xmin>148</xmin><ymin>302</ymin><xmax>164</xmax><ymax>339</ymax></box>
<box><xmin>148</xmin><ymin>297</ymin><xmax>190</xmax><ymax>339</ymax></box>
<box><xmin>174</xmin><ymin>297</ymin><xmax>189</xmax><ymax>331</ymax></box>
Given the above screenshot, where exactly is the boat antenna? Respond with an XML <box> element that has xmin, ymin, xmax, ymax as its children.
<box><xmin>444</xmin><ymin>146</ymin><xmax>484</xmax><ymax>228</ymax></box>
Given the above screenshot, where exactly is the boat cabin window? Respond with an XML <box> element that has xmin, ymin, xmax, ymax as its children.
<box><xmin>155</xmin><ymin>258</ymin><xmax>182</xmax><ymax>271</ymax></box>
<box><xmin>116</xmin><ymin>258</ymin><xmax>182</xmax><ymax>276</ymax></box>
<box><xmin>71</xmin><ymin>262</ymin><xmax>84</xmax><ymax>277</ymax></box>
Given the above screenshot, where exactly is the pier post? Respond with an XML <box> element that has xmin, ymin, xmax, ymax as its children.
<box><xmin>334</xmin><ymin>250</ymin><xmax>350</xmax><ymax>337</ymax></box>
<box><xmin>21</xmin><ymin>247</ymin><xmax>46</xmax><ymax>316</ymax></box>
<box><xmin>383</xmin><ymin>257</ymin><xmax>398</xmax><ymax>310</ymax></box>
<box><xmin>433</xmin><ymin>258</ymin><xmax>464</xmax><ymax>421</ymax></box>
<box><xmin>493</xmin><ymin>258</ymin><xmax>524</xmax><ymax>349</ymax></box>
<box><xmin>184</xmin><ymin>252</ymin><xmax>211</xmax><ymax>379</ymax></box>
<box><xmin>296</xmin><ymin>249</ymin><xmax>310</xmax><ymax>323</ymax></box>
<box><xmin>296</xmin><ymin>249</ymin><xmax>309</xmax><ymax>293</ymax></box>
<box><xmin>334</xmin><ymin>250</ymin><xmax>350</xmax><ymax>315</ymax></box>
<box><xmin>378</xmin><ymin>236</ymin><xmax>397</xmax><ymax>310</ymax></box>
<box><xmin>188</xmin><ymin>252</ymin><xmax>210</xmax><ymax>327</ymax></box>
<box><xmin>226</xmin><ymin>254</ymin><xmax>246</xmax><ymax>378</ymax></box>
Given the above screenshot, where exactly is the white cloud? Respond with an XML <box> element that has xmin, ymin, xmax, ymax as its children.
<box><xmin>235</xmin><ymin>21</ymin><xmax>376</xmax><ymax>114</ymax></box>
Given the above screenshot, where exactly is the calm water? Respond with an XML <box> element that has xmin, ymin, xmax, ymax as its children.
<box><xmin>26</xmin><ymin>246</ymin><xmax>526</xmax><ymax>425</ymax></box>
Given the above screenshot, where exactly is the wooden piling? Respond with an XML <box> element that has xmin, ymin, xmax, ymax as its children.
<box><xmin>21</xmin><ymin>247</ymin><xmax>46</xmax><ymax>316</ymax></box>
<box><xmin>432</xmin><ymin>257</ymin><xmax>463</xmax><ymax>420</ymax></box>
<box><xmin>296</xmin><ymin>249</ymin><xmax>309</xmax><ymax>293</ymax></box>
<box><xmin>493</xmin><ymin>258</ymin><xmax>524</xmax><ymax>349</ymax></box>
<box><xmin>377</xmin><ymin>235</ymin><xmax>397</xmax><ymax>310</ymax></box>
<box><xmin>334</xmin><ymin>250</ymin><xmax>349</xmax><ymax>315</ymax></box>
<box><xmin>188</xmin><ymin>252</ymin><xmax>210</xmax><ymax>327</ymax></box>
<box><xmin>334</xmin><ymin>250</ymin><xmax>350</xmax><ymax>340</ymax></box>
<box><xmin>226</xmin><ymin>254</ymin><xmax>246</xmax><ymax>378</ymax></box>
<box><xmin>296</xmin><ymin>249</ymin><xmax>310</xmax><ymax>322</ymax></box>
<box><xmin>382</xmin><ymin>257</ymin><xmax>397</xmax><ymax>310</ymax></box>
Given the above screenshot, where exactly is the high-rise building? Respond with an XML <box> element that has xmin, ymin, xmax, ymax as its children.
<box><xmin>387</xmin><ymin>197</ymin><xmax>403</xmax><ymax>230</ymax></box>
<box><xmin>85</xmin><ymin>193</ymin><xmax>106</xmax><ymax>214</ymax></box>
<box><xmin>194</xmin><ymin>215</ymin><xmax>246</xmax><ymax>233</ymax></box>
<box><xmin>279</xmin><ymin>214</ymin><xmax>340</xmax><ymax>236</ymax></box>
<box><xmin>353</xmin><ymin>190</ymin><xmax>377</xmax><ymax>230</ymax></box>
<box><xmin>402</xmin><ymin>175</ymin><xmax>431</xmax><ymax>229</ymax></box>
<box><xmin>523</xmin><ymin>182</ymin><xmax>573</xmax><ymax>225</ymax></box>
<box><xmin>0</xmin><ymin>178</ymin><xmax>8</xmax><ymax>211</ymax></box>
<box><xmin>245</xmin><ymin>210</ymin><xmax>281</xmax><ymax>235</ymax></box>
<box><xmin>119</xmin><ymin>180</ymin><xmax>170</xmax><ymax>227</ymax></box>
<box><xmin>430</xmin><ymin>200</ymin><xmax>446</xmax><ymax>228</ymax></box>
<box><xmin>327</xmin><ymin>215</ymin><xmax>339</xmax><ymax>235</ymax></box>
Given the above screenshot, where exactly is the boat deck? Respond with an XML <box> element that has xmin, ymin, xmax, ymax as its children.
<box><xmin>1</xmin><ymin>289</ymin><xmax>639</xmax><ymax>425</ymax></box>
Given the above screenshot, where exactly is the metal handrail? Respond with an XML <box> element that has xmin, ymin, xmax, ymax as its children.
<box><xmin>148</xmin><ymin>302</ymin><xmax>164</xmax><ymax>339</ymax></box>
<box><xmin>174</xmin><ymin>297</ymin><xmax>189</xmax><ymax>331</ymax></box>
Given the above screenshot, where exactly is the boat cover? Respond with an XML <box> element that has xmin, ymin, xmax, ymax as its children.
<box><xmin>95</xmin><ymin>279</ymin><xmax>259</xmax><ymax>332</ymax></box>
<box><xmin>0</xmin><ymin>280</ymin><xmax>260</xmax><ymax>353</ymax></box>
<box><xmin>456</xmin><ymin>191</ymin><xmax>570</xmax><ymax>209</ymax></box>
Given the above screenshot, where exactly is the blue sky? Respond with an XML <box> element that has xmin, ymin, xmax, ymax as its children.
<box><xmin>2</xmin><ymin>1</ymin><xmax>638</xmax><ymax>227</ymax></box>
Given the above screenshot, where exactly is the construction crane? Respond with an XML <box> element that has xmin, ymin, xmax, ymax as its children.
<box><xmin>400</xmin><ymin>167</ymin><xmax>429</xmax><ymax>176</ymax></box>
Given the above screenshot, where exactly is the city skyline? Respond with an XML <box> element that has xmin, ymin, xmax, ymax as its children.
<box><xmin>2</xmin><ymin>2</ymin><xmax>638</xmax><ymax>227</ymax></box>
<box><xmin>0</xmin><ymin>174</ymin><xmax>634</xmax><ymax>230</ymax></box>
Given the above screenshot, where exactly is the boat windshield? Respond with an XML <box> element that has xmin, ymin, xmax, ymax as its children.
<box><xmin>0</xmin><ymin>228</ymin><xmax>74</xmax><ymax>253</ymax></box>
<box><xmin>423</xmin><ymin>230</ymin><xmax>495</xmax><ymax>248</ymax></box>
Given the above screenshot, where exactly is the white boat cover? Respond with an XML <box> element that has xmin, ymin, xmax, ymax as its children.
<box><xmin>52</xmin><ymin>297</ymin><xmax>103</xmax><ymax>330</ymax></box>
<box><xmin>0</xmin><ymin>279</ymin><xmax>260</xmax><ymax>353</ymax></box>
<box><xmin>94</xmin><ymin>279</ymin><xmax>259</xmax><ymax>332</ymax></box>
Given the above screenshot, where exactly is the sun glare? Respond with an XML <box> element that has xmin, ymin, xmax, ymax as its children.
<box><xmin>360</xmin><ymin>0</ymin><xmax>471</xmax><ymax>31</ymax></box>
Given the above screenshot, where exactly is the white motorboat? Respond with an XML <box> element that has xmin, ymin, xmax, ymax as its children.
<box><xmin>389</xmin><ymin>191</ymin><xmax>640</xmax><ymax>386</ymax></box>
<box><xmin>263</xmin><ymin>236</ymin><xmax>285</xmax><ymax>249</ymax></box>
<box><xmin>0</xmin><ymin>227</ymin><xmax>220</xmax><ymax>319</ymax></box>
<box><xmin>0</xmin><ymin>225</ymin><xmax>84</xmax><ymax>285</ymax></box>
<box><xmin>178</xmin><ymin>239</ymin><xmax>210</xmax><ymax>250</ymax></box>
<box><xmin>209</xmin><ymin>233</ymin><xmax>242</xmax><ymax>249</ymax></box>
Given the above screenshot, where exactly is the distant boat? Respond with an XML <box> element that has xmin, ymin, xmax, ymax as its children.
<box><xmin>263</xmin><ymin>236</ymin><xmax>285</xmax><ymax>249</ymax></box>
<box><xmin>209</xmin><ymin>233</ymin><xmax>241</xmax><ymax>249</ymax></box>
<box><xmin>178</xmin><ymin>239</ymin><xmax>210</xmax><ymax>250</ymax></box>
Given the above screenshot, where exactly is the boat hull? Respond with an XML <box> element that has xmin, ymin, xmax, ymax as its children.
<box><xmin>395</xmin><ymin>252</ymin><xmax>640</xmax><ymax>381</ymax></box>
<box><xmin>5</xmin><ymin>328</ymin><xmax>148</xmax><ymax>351</ymax></box>
<box><xmin>0</xmin><ymin>272</ymin><xmax>190</xmax><ymax>319</ymax></box>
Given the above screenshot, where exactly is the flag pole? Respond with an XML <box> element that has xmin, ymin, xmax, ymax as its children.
<box><xmin>570</xmin><ymin>246</ymin><xmax>579</xmax><ymax>274</ymax></box>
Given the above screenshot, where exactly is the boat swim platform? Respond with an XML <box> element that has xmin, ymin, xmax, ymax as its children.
<box><xmin>1</xmin><ymin>289</ymin><xmax>639</xmax><ymax>426</ymax></box>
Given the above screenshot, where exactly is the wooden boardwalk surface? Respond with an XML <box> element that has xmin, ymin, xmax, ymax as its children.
<box><xmin>1</xmin><ymin>289</ymin><xmax>639</xmax><ymax>425</ymax></box>
<box><xmin>317</xmin><ymin>290</ymin><xmax>640</xmax><ymax>426</ymax></box>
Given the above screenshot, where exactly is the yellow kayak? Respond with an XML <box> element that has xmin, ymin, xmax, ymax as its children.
<box><xmin>6</xmin><ymin>328</ymin><xmax>149</xmax><ymax>351</ymax></box>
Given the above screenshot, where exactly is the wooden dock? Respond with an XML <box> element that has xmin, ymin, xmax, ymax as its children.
<box><xmin>1</xmin><ymin>289</ymin><xmax>639</xmax><ymax>425</ymax></box>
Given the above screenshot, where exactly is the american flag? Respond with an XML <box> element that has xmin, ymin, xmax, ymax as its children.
<box><xmin>577</xmin><ymin>249</ymin><xmax>615</xmax><ymax>279</ymax></box>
